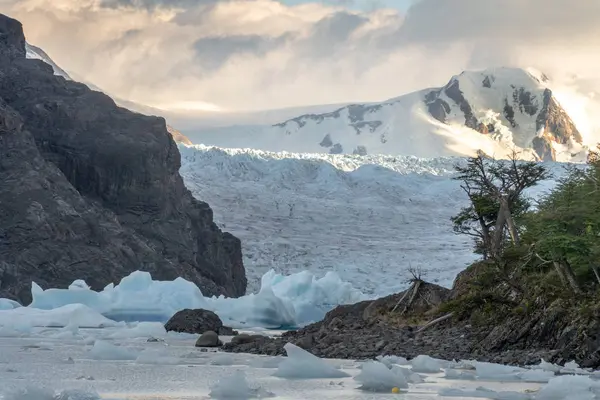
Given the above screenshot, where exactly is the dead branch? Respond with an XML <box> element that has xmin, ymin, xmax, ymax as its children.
<box><xmin>391</xmin><ymin>282</ymin><xmax>415</xmax><ymax>313</ymax></box>
<box><xmin>401</xmin><ymin>279</ymin><xmax>422</xmax><ymax>315</ymax></box>
<box><xmin>416</xmin><ymin>312</ymin><xmax>455</xmax><ymax>333</ymax></box>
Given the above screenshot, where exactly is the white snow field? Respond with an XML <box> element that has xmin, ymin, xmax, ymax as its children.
<box><xmin>178</xmin><ymin>144</ymin><xmax>564</xmax><ymax>297</ymax></box>
<box><xmin>0</xmin><ymin>326</ymin><xmax>596</xmax><ymax>400</ymax></box>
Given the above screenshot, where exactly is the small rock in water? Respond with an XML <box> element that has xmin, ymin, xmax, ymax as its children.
<box><xmin>196</xmin><ymin>331</ymin><xmax>222</xmax><ymax>348</ymax></box>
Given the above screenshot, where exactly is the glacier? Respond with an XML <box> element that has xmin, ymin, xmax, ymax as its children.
<box><xmin>179</xmin><ymin>144</ymin><xmax>565</xmax><ymax>297</ymax></box>
<box><xmin>0</xmin><ymin>269</ymin><xmax>367</xmax><ymax>329</ymax></box>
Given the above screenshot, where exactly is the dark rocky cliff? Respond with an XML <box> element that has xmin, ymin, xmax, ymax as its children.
<box><xmin>0</xmin><ymin>14</ymin><xmax>246</xmax><ymax>303</ymax></box>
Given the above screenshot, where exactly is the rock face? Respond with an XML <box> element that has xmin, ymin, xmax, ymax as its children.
<box><xmin>164</xmin><ymin>309</ymin><xmax>236</xmax><ymax>335</ymax></box>
<box><xmin>0</xmin><ymin>14</ymin><xmax>246</xmax><ymax>304</ymax></box>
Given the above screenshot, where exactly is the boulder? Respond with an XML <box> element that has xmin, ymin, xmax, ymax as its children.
<box><xmin>165</xmin><ymin>309</ymin><xmax>237</xmax><ymax>336</ymax></box>
<box><xmin>230</xmin><ymin>334</ymin><xmax>269</xmax><ymax>346</ymax></box>
<box><xmin>195</xmin><ymin>331</ymin><xmax>221</xmax><ymax>347</ymax></box>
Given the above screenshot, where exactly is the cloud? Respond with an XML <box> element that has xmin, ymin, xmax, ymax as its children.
<box><xmin>193</xmin><ymin>33</ymin><xmax>290</xmax><ymax>70</ymax></box>
<box><xmin>1</xmin><ymin>0</ymin><xmax>599</xmax><ymax>139</ymax></box>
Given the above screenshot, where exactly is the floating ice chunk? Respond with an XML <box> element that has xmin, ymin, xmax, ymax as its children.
<box><xmin>532</xmin><ymin>359</ymin><xmax>562</xmax><ymax>373</ymax></box>
<box><xmin>0</xmin><ymin>298</ymin><xmax>22</xmax><ymax>310</ymax></box>
<box><xmin>391</xmin><ymin>365</ymin><xmax>425</xmax><ymax>384</ymax></box>
<box><xmin>444</xmin><ymin>368</ymin><xmax>477</xmax><ymax>380</ymax></box>
<box><xmin>410</xmin><ymin>355</ymin><xmax>443</xmax><ymax>373</ymax></box>
<box><xmin>210</xmin><ymin>354</ymin><xmax>237</xmax><ymax>366</ymax></box>
<box><xmin>24</xmin><ymin>269</ymin><xmax>366</xmax><ymax>329</ymax></box>
<box><xmin>447</xmin><ymin>359</ymin><xmax>476</xmax><ymax>370</ymax></box>
<box><xmin>273</xmin><ymin>343</ymin><xmax>350</xmax><ymax>379</ymax></box>
<box><xmin>536</xmin><ymin>375</ymin><xmax>600</xmax><ymax>399</ymax></box>
<box><xmin>260</xmin><ymin>269</ymin><xmax>367</xmax><ymax>325</ymax></box>
<box><xmin>88</xmin><ymin>340</ymin><xmax>138</xmax><ymax>361</ymax></box>
<box><xmin>470</xmin><ymin>361</ymin><xmax>525</xmax><ymax>381</ymax></box>
<box><xmin>439</xmin><ymin>387</ymin><xmax>531</xmax><ymax>399</ymax></box>
<box><xmin>560</xmin><ymin>361</ymin><xmax>591</xmax><ymax>375</ymax></box>
<box><xmin>0</xmin><ymin>304</ymin><xmax>120</xmax><ymax>329</ymax></box>
<box><xmin>376</xmin><ymin>355</ymin><xmax>409</xmax><ymax>368</ymax></box>
<box><xmin>519</xmin><ymin>369</ymin><xmax>554</xmax><ymax>383</ymax></box>
<box><xmin>211</xmin><ymin>287</ymin><xmax>296</xmax><ymax>328</ymax></box>
<box><xmin>68</xmin><ymin>280</ymin><xmax>90</xmax><ymax>291</ymax></box>
<box><xmin>136</xmin><ymin>348</ymin><xmax>179</xmax><ymax>365</ymax></box>
<box><xmin>109</xmin><ymin>322</ymin><xmax>167</xmax><ymax>339</ymax></box>
<box><xmin>209</xmin><ymin>370</ymin><xmax>274</xmax><ymax>399</ymax></box>
<box><xmin>354</xmin><ymin>361</ymin><xmax>408</xmax><ymax>392</ymax></box>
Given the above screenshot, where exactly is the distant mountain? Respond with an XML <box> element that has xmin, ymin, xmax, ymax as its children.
<box><xmin>189</xmin><ymin>68</ymin><xmax>586</xmax><ymax>162</ymax></box>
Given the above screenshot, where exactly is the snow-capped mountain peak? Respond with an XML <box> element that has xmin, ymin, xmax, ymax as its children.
<box><xmin>190</xmin><ymin>67</ymin><xmax>586</xmax><ymax>162</ymax></box>
<box><xmin>424</xmin><ymin>67</ymin><xmax>583</xmax><ymax>161</ymax></box>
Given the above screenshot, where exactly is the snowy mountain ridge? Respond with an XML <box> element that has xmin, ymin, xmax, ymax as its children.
<box><xmin>189</xmin><ymin>67</ymin><xmax>586</xmax><ymax>162</ymax></box>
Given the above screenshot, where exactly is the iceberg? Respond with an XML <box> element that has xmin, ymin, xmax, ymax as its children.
<box><xmin>0</xmin><ymin>298</ymin><xmax>21</xmax><ymax>310</ymax></box>
<box><xmin>0</xmin><ymin>269</ymin><xmax>367</xmax><ymax>329</ymax></box>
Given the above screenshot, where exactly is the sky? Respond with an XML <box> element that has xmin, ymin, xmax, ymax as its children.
<box><xmin>1</xmin><ymin>0</ymin><xmax>600</xmax><ymax>123</ymax></box>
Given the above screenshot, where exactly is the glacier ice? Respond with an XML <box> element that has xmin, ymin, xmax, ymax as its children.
<box><xmin>0</xmin><ymin>269</ymin><xmax>366</xmax><ymax>330</ymax></box>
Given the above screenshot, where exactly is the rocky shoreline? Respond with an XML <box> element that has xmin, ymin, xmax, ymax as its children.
<box><xmin>222</xmin><ymin>266</ymin><xmax>600</xmax><ymax>368</ymax></box>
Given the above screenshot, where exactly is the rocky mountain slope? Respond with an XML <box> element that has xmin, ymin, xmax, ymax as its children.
<box><xmin>24</xmin><ymin>44</ymin><xmax>194</xmax><ymax>147</ymax></box>
<box><xmin>190</xmin><ymin>68</ymin><xmax>585</xmax><ymax>162</ymax></box>
<box><xmin>0</xmin><ymin>14</ymin><xmax>246</xmax><ymax>303</ymax></box>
